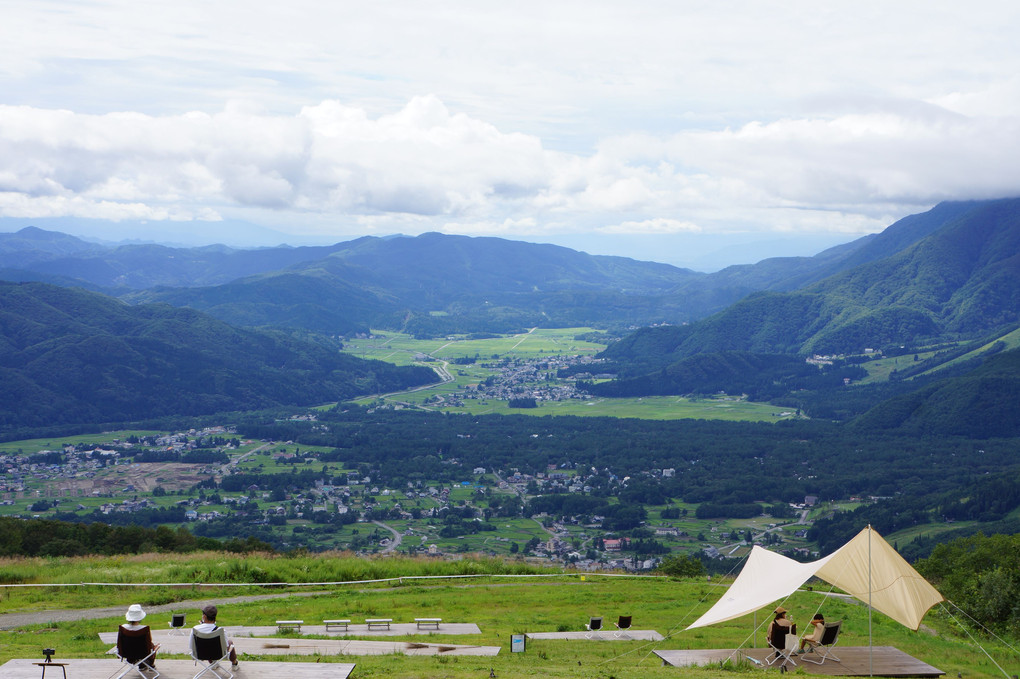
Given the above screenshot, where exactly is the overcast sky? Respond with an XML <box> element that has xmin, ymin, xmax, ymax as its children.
<box><xmin>2</xmin><ymin>1</ymin><xmax>1019</xmax><ymax>270</ymax></box>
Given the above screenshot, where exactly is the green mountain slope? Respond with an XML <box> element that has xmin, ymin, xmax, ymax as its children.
<box><xmin>129</xmin><ymin>271</ymin><xmax>402</xmax><ymax>335</ymax></box>
<box><xmin>0</xmin><ymin>282</ymin><xmax>437</xmax><ymax>430</ymax></box>
<box><xmin>609</xmin><ymin>198</ymin><xmax>1020</xmax><ymax>362</ymax></box>
<box><xmin>850</xmin><ymin>348</ymin><xmax>1020</xmax><ymax>437</ymax></box>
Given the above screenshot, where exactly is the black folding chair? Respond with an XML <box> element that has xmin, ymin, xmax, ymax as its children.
<box><xmin>765</xmin><ymin>621</ymin><xmax>796</xmax><ymax>669</ymax></box>
<box><xmin>190</xmin><ymin>627</ymin><xmax>234</xmax><ymax>679</ymax></box>
<box><xmin>584</xmin><ymin>616</ymin><xmax>603</xmax><ymax>638</ymax></box>
<box><xmin>168</xmin><ymin>613</ymin><xmax>187</xmax><ymax>636</ymax></box>
<box><xmin>801</xmin><ymin>620</ymin><xmax>842</xmax><ymax>665</ymax></box>
<box><xmin>115</xmin><ymin>625</ymin><xmax>160</xmax><ymax>679</ymax></box>
<box><xmin>613</xmin><ymin>615</ymin><xmax>632</xmax><ymax>638</ymax></box>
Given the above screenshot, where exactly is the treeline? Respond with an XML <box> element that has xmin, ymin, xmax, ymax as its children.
<box><xmin>580</xmin><ymin>351</ymin><xmax>866</xmax><ymax>403</ymax></box>
<box><xmin>524</xmin><ymin>495</ymin><xmax>648</xmax><ymax>531</ymax></box>
<box><xmin>134</xmin><ymin>449</ymin><xmax>229</xmax><ymax>463</ymax></box>
<box><xmin>0</xmin><ymin>516</ymin><xmax>270</xmax><ymax>559</ymax></box>
<box><xmin>915</xmin><ymin>533</ymin><xmax>1020</xmax><ymax>635</ymax></box>
<box><xmin>809</xmin><ymin>469</ymin><xmax>1020</xmax><ymax>559</ymax></box>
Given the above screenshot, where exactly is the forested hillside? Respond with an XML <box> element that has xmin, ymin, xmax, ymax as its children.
<box><xmin>129</xmin><ymin>232</ymin><xmax>705</xmax><ymax>333</ymax></box>
<box><xmin>590</xmin><ymin>199</ymin><xmax>1020</xmax><ymax>419</ymax></box>
<box><xmin>0</xmin><ymin>282</ymin><xmax>437</xmax><ymax>431</ymax></box>
<box><xmin>850</xmin><ymin>348</ymin><xmax>1020</xmax><ymax>437</ymax></box>
<box><xmin>604</xmin><ymin>198</ymin><xmax>1020</xmax><ymax>362</ymax></box>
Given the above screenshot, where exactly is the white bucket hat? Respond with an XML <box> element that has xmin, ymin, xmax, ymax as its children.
<box><xmin>125</xmin><ymin>604</ymin><xmax>146</xmax><ymax>622</ymax></box>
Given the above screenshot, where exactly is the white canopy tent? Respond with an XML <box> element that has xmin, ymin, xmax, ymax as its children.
<box><xmin>687</xmin><ymin>526</ymin><xmax>944</xmax><ymax>631</ymax></box>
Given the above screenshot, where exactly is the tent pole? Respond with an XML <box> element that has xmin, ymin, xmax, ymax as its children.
<box><xmin>868</xmin><ymin>524</ymin><xmax>873</xmax><ymax>677</ymax></box>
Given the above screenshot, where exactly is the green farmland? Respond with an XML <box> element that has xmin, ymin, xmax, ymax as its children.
<box><xmin>344</xmin><ymin>328</ymin><xmax>802</xmax><ymax>423</ymax></box>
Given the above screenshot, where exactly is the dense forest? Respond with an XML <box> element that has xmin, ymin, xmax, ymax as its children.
<box><xmin>915</xmin><ymin>532</ymin><xmax>1020</xmax><ymax>636</ymax></box>
<box><xmin>235</xmin><ymin>406</ymin><xmax>1020</xmax><ymax>545</ymax></box>
<box><xmin>0</xmin><ymin>516</ymin><xmax>271</xmax><ymax>558</ymax></box>
<box><xmin>0</xmin><ymin>282</ymin><xmax>437</xmax><ymax>430</ymax></box>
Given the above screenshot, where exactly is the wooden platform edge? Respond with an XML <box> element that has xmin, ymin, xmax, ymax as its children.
<box><xmin>653</xmin><ymin>646</ymin><xmax>944</xmax><ymax>677</ymax></box>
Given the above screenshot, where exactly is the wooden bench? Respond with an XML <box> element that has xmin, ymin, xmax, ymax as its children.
<box><xmin>276</xmin><ymin>619</ymin><xmax>303</xmax><ymax>633</ymax></box>
<box><xmin>415</xmin><ymin>617</ymin><xmax>442</xmax><ymax>630</ymax></box>
<box><xmin>365</xmin><ymin>618</ymin><xmax>392</xmax><ymax>630</ymax></box>
<box><xmin>323</xmin><ymin>619</ymin><xmax>351</xmax><ymax>632</ymax></box>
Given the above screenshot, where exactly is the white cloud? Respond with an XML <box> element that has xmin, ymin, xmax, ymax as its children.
<box><xmin>597</xmin><ymin>218</ymin><xmax>702</xmax><ymax>235</ymax></box>
<box><xmin>2</xmin><ymin>94</ymin><xmax>1020</xmax><ymax>249</ymax></box>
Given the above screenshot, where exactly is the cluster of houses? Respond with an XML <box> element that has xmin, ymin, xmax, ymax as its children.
<box><xmin>445</xmin><ymin>354</ymin><xmax>612</xmax><ymax>407</ymax></box>
<box><xmin>3</xmin><ymin>425</ymin><xmax>821</xmax><ymax>571</ymax></box>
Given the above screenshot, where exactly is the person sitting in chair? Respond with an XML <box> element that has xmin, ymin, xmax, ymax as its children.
<box><xmin>795</xmin><ymin>613</ymin><xmax>825</xmax><ymax>654</ymax></box>
<box><xmin>120</xmin><ymin>604</ymin><xmax>160</xmax><ymax>670</ymax></box>
<box><xmin>191</xmin><ymin>605</ymin><xmax>238</xmax><ymax>668</ymax></box>
<box><xmin>766</xmin><ymin>606</ymin><xmax>793</xmax><ymax>659</ymax></box>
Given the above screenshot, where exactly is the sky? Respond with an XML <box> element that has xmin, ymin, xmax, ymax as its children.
<box><xmin>2</xmin><ymin>1</ymin><xmax>1020</xmax><ymax>271</ymax></box>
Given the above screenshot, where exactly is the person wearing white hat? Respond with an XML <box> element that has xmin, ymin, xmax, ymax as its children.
<box><xmin>119</xmin><ymin>604</ymin><xmax>160</xmax><ymax>670</ymax></box>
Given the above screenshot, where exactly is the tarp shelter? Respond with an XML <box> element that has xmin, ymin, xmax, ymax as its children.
<box><xmin>687</xmin><ymin>526</ymin><xmax>943</xmax><ymax>631</ymax></box>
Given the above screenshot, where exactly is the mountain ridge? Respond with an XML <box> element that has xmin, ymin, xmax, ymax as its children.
<box><xmin>0</xmin><ymin>281</ymin><xmax>437</xmax><ymax>431</ymax></box>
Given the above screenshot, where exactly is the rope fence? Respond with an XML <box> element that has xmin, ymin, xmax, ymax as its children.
<box><xmin>0</xmin><ymin>572</ymin><xmax>668</xmax><ymax>589</ymax></box>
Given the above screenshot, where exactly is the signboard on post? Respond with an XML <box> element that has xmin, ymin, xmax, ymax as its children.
<box><xmin>510</xmin><ymin>634</ymin><xmax>526</xmax><ymax>653</ymax></box>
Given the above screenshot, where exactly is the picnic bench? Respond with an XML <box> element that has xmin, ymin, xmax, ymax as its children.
<box><xmin>365</xmin><ymin>618</ymin><xmax>392</xmax><ymax>630</ymax></box>
<box><xmin>323</xmin><ymin>619</ymin><xmax>351</xmax><ymax>632</ymax></box>
<box><xmin>415</xmin><ymin>617</ymin><xmax>442</xmax><ymax>630</ymax></box>
<box><xmin>276</xmin><ymin>619</ymin><xmax>304</xmax><ymax>633</ymax></box>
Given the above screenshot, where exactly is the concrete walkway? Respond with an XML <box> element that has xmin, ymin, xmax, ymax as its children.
<box><xmin>98</xmin><ymin>626</ymin><xmax>498</xmax><ymax>658</ymax></box>
<box><xmin>525</xmin><ymin>629</ymin><xmax>664</xmax><ymax>641</ymax></box>
<box><xmin>0</xmin><ymin>658</ymin><xmax>355</xmax><ymax>679</ymax></box>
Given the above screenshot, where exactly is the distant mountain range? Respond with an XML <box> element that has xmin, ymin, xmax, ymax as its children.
<box><xmin>3</xmin><ymin>198</ymin><xmax>1020</xmax><ymax>435</ymax></box>
<box><xmin>2</xmin><ymin>200</ymin><xmax>1010</xmax><ymax>341</ymax></box>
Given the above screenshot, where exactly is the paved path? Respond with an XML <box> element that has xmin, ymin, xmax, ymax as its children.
<box><xmin>0</xmin><ymin>591</ymin><xmax>327</xmax><ymax>630</ymax></box>
<box><xmin>372</xmin><ymin>520</ymin><xmax>401</xmax><ymax>553</ymax></box>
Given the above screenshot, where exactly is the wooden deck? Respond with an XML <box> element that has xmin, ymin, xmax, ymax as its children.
<box><xmin>0</xmin><ymin>659</ymin><xmax>355</xmax><ymax>679</ymax></box>
<box><xmin>654</xmin><ymin>646</ymin><xmax>944</xmax><ymax>677</ymax></box>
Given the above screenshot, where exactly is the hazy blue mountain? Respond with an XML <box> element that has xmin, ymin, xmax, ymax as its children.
<box><xmin>0</xmin><ymin>226</ymin><xmax>104</xmax><ymax>263</ymax></box>
<box><xmin>0</xmin><ymin>226</ymin><xmax>351</xmax><ymax>288</ymax></box>
<box><xmin>128</xmin><ymin>233</ymin><xmax>707</xmax><ymax>333</ymax></box>
<box><xmin>0</xmin><ymin>200</ymin><xmax>1005</xmax><ymax>339</ymax></box>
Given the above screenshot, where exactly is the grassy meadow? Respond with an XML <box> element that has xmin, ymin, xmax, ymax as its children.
<box><xmin>0</xmin><ymin>553</ymin><xmax>1012</xmax><ymax>679</ymax></box>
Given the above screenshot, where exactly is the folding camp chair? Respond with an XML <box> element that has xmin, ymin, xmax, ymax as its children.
<box><xmin>190</xmin><ymin>627</ymin><xmax>234</xmax><ymax>679</ymax></box>
<box><xmin>115</xmin><ymin>625</ymin><xmax>160</xmax><ymax>679</ymax></box>
<box><xmin>584</xmin><ymin>616</ymin><xmax>603</xmax><ymax>638</ymax></box>
<box><xmin>168</xmin><ymin>613</ymin><xmax>187</xmax><ymax>636</ymax></box>
<box><xmin>800</xmin><ymin>620</ymin><xmax>842</xmax><ymax>665</ymax></box>
<box><xmin>613</xmin><ymin>615</ymin><xmax>632</xmax><ymax>638</ymax></box>
<box><xmin>765</xmin><ymin>622</ymin><xmax>796</xmax><ymax>669</ymax></box>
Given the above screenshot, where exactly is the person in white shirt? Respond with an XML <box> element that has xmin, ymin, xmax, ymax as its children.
<box><xmin>191</xmin><ymin>604</ymin><xmax>238</xmax><ymax>667</ymax></box>
<box><xmin>795</xmin><ymin>613</ymin><xmax>826</xmax><ymax>654</ymax></box>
